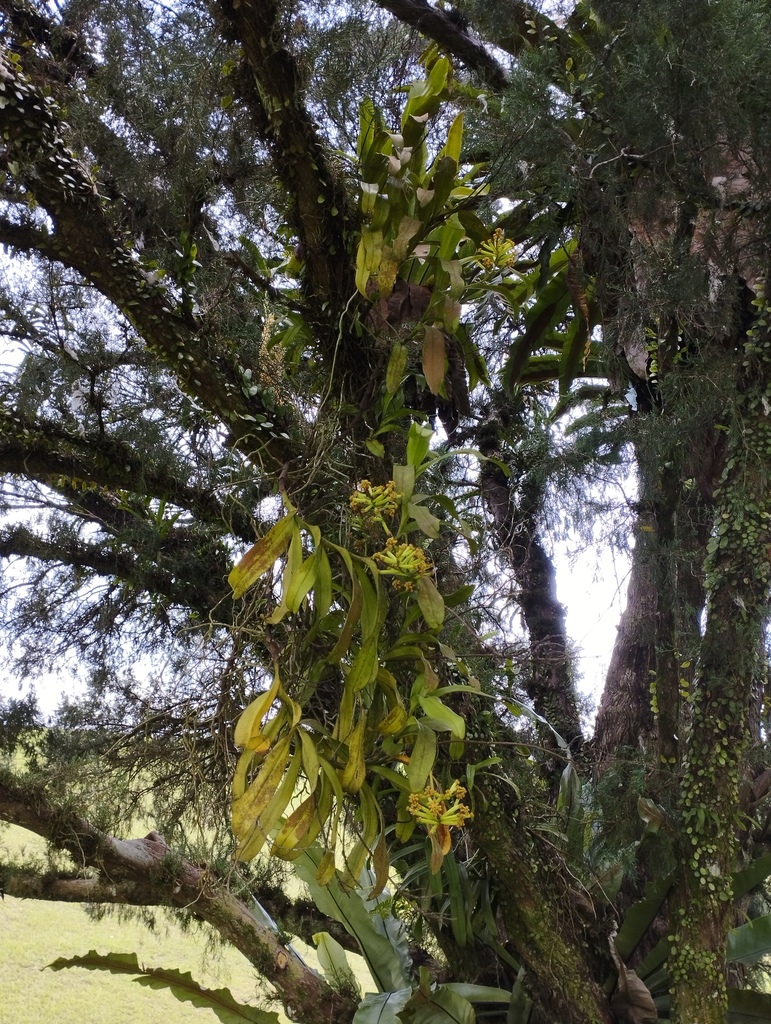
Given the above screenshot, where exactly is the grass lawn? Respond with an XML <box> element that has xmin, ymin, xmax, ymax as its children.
<box><xmin>1</xmin><ymin>824</ymin><xmax>281</xmax><ymax>1024</ymax></box>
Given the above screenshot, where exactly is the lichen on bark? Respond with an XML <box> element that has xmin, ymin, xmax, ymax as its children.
<box><xmin>671</xmin><ymin>311</ymin><xmax>771</xmax><ymax>1021</ymax></box>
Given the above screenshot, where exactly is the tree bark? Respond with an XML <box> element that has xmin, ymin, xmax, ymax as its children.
<box><xmin>210</xmin><ymin>0</ymin><xmax>356</xmax><ymax>362</ymax></box>
<box><xmin>472</xmin><ymin>790</ymin><xmax>614</xmax><ymax>1024</ymax></box>
<box><xmin>479</xmin><ymin>419</ymin><xmax>582</xmax><ymax>754</ymax></box>
<box><xmin>0</xmin><ymin>866</ymin><xmax>361</xmax><ymax>957</ymax></box>
<box><xmin>671</xmin><ymin>351</ymin><xmax>771</xmax><ymax>1022</ymax></box>
<box><xmin>372</xmin><ymin>0</ymin><xmax>509</xmax><ymax>88</ymax></box>
<box><xmin>0</xmin><ymin>767</ymin><xmax>358</xmax><ymax>1024</ymax></box>
<box><xmin>592</xmin><ymin>526</ymin><xmax>657</xmax><ymax>769</ymax></box>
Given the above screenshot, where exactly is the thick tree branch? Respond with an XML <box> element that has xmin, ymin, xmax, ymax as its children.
<box><xmin>0</xmin><ymin>409</ymin><xmax>257</xmax><ymax>542</ymax></box>
<box><xmin>374</xmin><ymin>0</ymin><xmax>572</xmax><ymax>84</ymax></box>
<box><xmin>211</xmin><ymin>0</ymin><xmax>357</xmax><ymax>353</ymax></box>
<box><xmin>478</xmin><ymin>424</ymin><xmax>582</xmax><ymax>752</ymax></box>
<box><xmin>0</xmin><ymin>524</ymin><xmax>228</xmax><ymax>613</ymax></box>
<box><xmin>0</xmin><ymin>767</ymin><xmax>358</xmax><ymax>1024</ymax></box>
<box><xmin>373</xmin><ymin>0</ymin><xmax>510</xmax><ymax>89</ymax></box>
<box><xmin>0</xmin><ymin>864</ymin><xmax>361</xmax><ymax>954</ymax></box>
<box><xmin>0</xmin><ymin>48</ymin><xmax>294</xmax><ymax>473</ymax></box>
<box><xmin>471</xmin><ymin>789</ymin><xmax>613</xmax><ymax>1024</ymax></box>
<box><xmin>1</xmin><ymin>869</ymin><xmax>164</xmax><ymax>905</ymax></box>
<box><xmin>591</xmin><ymin>538</ymin><xmax>656</xmax><ymax>770</ymax></box>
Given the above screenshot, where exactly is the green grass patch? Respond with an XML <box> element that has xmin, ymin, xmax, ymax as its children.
<box><xmin>0</xmin><ymin>825</ymin><xmax>273</xmax><ymax>1024</ymax></box>
<box><xmin>1</xmin><ymin>820</ymin><xmax>376</xmax><ymax>1023</ymax></box>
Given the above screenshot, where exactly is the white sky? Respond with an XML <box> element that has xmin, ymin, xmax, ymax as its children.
<box><xmin>560</xmin><ymin>540</ymin><xmax>629</xmax><ymax>722</ymax></box>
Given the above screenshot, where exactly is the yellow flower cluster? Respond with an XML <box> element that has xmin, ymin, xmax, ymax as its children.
<box><xmin>407</xmin><ymin>779</ymin><xmax>473</xmax><ymax>830</ymax></box>
<box><xmin>475</xmin><ymin>227</ymin><xmax>516</xmax><ymax>270</ymax></box>
<box><xmin>373</xmin><ymin>537</ymin><xmax>431</xmax><ymax>591</ymax></box>
<box><xmin>349</xmin><ymin>479</ymin><xmax>401</xmax><ymax>528</ymax></box>
<box><xmin>407</xmin><ymin>780</ymin><xmax>473</xmax><ymax>859</ymax></box>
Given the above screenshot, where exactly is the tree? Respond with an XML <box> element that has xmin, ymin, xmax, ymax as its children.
<box><xmin>2</xmin><ymin>1</ymin><xmax>771</xmax><ymax>1022</ymax></box>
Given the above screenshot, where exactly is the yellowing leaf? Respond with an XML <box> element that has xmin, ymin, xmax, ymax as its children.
<box><xmin>272</xmin><ymin>778</ymin><xmax>329</xmax><ymax>860</ymax></box>
<box><xmin>443</xmin><ymin>296</ymin><xmax>462</xmax><ymax>331</ymax></box>
<box><xmin>299</xmin><ymin>727</ymin><xmax>320</xmax><ymax>784</ymax></box>
<box><xmin>347</xmin><ymin>634</ymin><xmax>379</xmax><ymax>692</ymax></box>
<box><xmin>340</xmin><ymin>712</ymin><xmax>368</xmax><ymax>794</ymax></box>
<box><xmin>272</xmin><ymin>790</ymin><xmax>319</xmax><ymax>858</ymax></box>
<box><xmin>265</xmin><ymin>522</ymin><xmax>303</xmax><ymax>623</ymax></box>
<box><xmin>376</xmin><ymin>666</ymin><xmax>399</xmax><ymax>699</ymax></box>
<box><xmin>232</xmin><ymin>733</ymin><xmax>293</xmax><ymax>845</ymax></box>
<box><xmin>407</xmin><ymin>722</ymin><xmax>437</xmax><ymax>792</ymax></box>
<box><xmin>369</xmin><ymin>830</ymin><xmax>390</xmax><ymax>900</ymax></box>
<box><xmin>417</xmin><ymin>576</ymin><xmax>445</xmax><ymax>629</ymax></box>
<box><xmin>300</xmin><ymin>777</ymin><xmax>334</xmax><ymax>852</ymax></box>
<box><xmin>386</xmin><ymin>341</ymin><xmax>408</xmax><ymax>394</ymax></box>
<box><xmin>276</xmin><ymin>687</ymin><xmax>302</xmax><ymax>732</ymax></box>
<box><xmin>340</xmin><ymin>840</ymin><xmax>367</xmax><ymax>890</ymax></box>
<box><xmin>334</xmin><ymin>685</ymin><xmax>356</xmax><ymax>746</ymax></box>
<box><xmin>358</xmin><ymin>782</ymin><xmax>382</xmax><ymax>851</ymax></box>
<box><xmin>422</xmin><ymin>326</ymin><xmax>446</xmax><ymax>396</ymax></box>
<box><xmin>228</xmin><ymin>512</ymin><xmax>296</xmax><ymax>599</ymax></box>
<box><xmin>393</xmin><ymin>215</ymin><xmax>422</xmax><ymax>261</ymax></box>
<box><xmin>378</xmin><ymin>244</ymin><xmax>399</xmax><ymax>296</ymax></box>
<box><xmin>420</xmin><ymin>655</ymin><xmax>439</xmax><ymax>692</ymax></box>
<box><xmin>429</xmin><ymin>826</ymin><xmax>451</xmax><ymax>874</ymax></box>
<box><xmin>360</xmin><ymin>181</ymin><xmax>379</xmax><ymax>216</ymax></box>
<box><xmin>377</xmin><ymin>704</ymin><xmax>408</xmax><ymax>735</ymax></box>
<box><xmin>316</xmin><ymin>849</ymin><xmax>337</xmax><ymax>885</ymax></box>
<box><xmin>235</xmin><ymin>747</ymin><xmax>302</xmax><ymax>862</ymax></box>
<box><xmin>232</xmin><ymin>748</ymin><xmax>255</xmax><ymax>801</ymax></box>
<box><xmin>356</xmin><ymin>227</ymin><xmax>384</xmax><ymax>296</ymax></box>
<box><xmin>286</xmin><ymin>548</ymin><xmax>320</xmax><ymax>614</ymax></box>
<box><xmin>234</xmin><ymin>671</ymin><xmax>282</xmax><ymax>749</ymax></box>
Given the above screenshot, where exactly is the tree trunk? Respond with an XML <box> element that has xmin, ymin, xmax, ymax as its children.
<box><xmin>473</xmin><ymin>790</ymin><xmax>614</xmax><ymax>1024</ymax></box>
<box><xmin>592</xmin><ymin>522</ymin><xmax>657</xmax><ymax>769</ymax></box>
<box><xmin>478</xmin><ymin>417</ymin><xmax>582</xmax><ymax>753</ymax></box>
<box><xmin>671</xmin><ymin>345</ymin><xmax>771</xmax><ymax>1021</ymax></box>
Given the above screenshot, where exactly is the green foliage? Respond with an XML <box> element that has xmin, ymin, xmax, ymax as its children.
<box><xmin>6</xmin><ymin>1</ymin><xmax>771</xmax><ymax>1022</ymax></box>
<box><xmin>294</xmin><ymin>845</ymin><xmax>412</xmax><ymax>994</ymax></box>
<box><xmin>727</xmin><ymin>988</ymin><xmax>771</xmax><ymax>1022</ymax></box>
<box><xmin>48</xmin><ymin>951</ymin><xmax>279</xmax><ymax>1024</ymax></box>
<box><xmin>727</xmin><ymin>916</ymin><xmax>771</xmax><ymax>966</ymax></box>
<box><xmin>0</xmin><ymin>886</ymin><xmax>262</xmax><ymax>1024</ymax></box>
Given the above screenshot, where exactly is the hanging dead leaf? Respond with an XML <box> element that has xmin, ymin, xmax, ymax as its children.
<box><xmin>423</xmin><ymin>326</ymin><xmax>446</xmax><ymax>396</ymax></box>
<box><xmin>609</xmin><ymin>929</ymin><xmax>658</xmax><ymax>1023</ymax></box>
